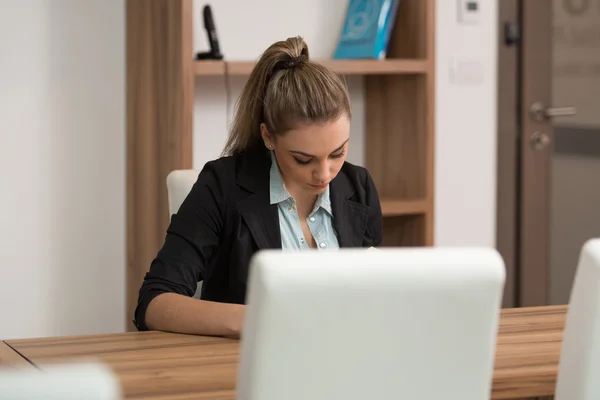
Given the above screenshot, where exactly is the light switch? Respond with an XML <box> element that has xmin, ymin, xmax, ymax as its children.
<box><xmin>457</xmin><ymin>0</ymin><xmax>480</xmax><ymax>25</ymax></box>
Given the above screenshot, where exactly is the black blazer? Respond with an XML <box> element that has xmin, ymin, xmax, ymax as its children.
<box><xmin>134</xmin><ymin>146</ymin><xmax>383</xmax><ymax>331</ymax></box>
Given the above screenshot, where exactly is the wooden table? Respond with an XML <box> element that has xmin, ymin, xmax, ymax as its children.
<box><xmin>0</xmin><ymin>342</ymin><xmax>33</xmax><ymax>370</ymax></box>
<box><xmin>0</xmin><ymin>305</ymin><xmax>566</xmax><ymax>400</ymax></box>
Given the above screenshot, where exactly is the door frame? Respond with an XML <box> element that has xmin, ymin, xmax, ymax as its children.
<box><xmin>518</xmin><ymin>0</ymin><xmax>553</xmax><ymax>307</ymax></box>
<box><xmin>496</xmin><ymin>0</ymin><xmax>519</xmax><ymax>308</ymax></box>
<box><xmin>496</xmin><ymin>0</ymin><xmax>553</xmax><ymax>307</ymax></box>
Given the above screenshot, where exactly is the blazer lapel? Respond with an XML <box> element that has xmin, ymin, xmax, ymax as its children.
<box><xmin>330</xmin><ymin>171</ymin><xmax>369</xmax><ymax>248</ymax></box>
<box><xmin>237</xmin><ymin>194</ymin><xmax>281</xmax><ymax>250</ymax></box>
<box><xmin>236</xmin><ymin>148</ymin><xmax>282</xmax><ymax>250</ymax></box>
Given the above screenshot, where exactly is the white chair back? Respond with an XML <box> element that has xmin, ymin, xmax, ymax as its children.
<box><xmin>166</xmin><ymin>169</ymin><xmax>202</xmax><ymax>298</ymax></box>
<box><xmin>555</xmin><ymin>238</ymin><xmax>600</xmax><ymax>400</ymax></box>
<box><xmin>166</xmin><ymin>169</ymin><xmax>201</xmax><ymax>216</ymax></box>
<box><xmin>237</xmin><ymin>247</ymin><xmax>506</xmax><ymax>400</ymax></box>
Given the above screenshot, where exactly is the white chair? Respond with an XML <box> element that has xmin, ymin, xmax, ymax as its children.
<box><xmin>166</xmin><ymin>169</ymin><xmax>202</xmax><ymax>299</ymax></box>
<box><xmin>166</xmin><ymin>169</ymin><xmax>201</xmax><ymax>217</ymax></box>
<box><xmin>0</xmin><ymin>363</ymin><xmax>121</xmax><ymax>399</ymax></box>
<box><xmin>554</xmin><ymin>238</ymin><xmax>600</xmax><ymax>400</ymax></box>
<box><xmin>237</xmin><ymin>247</ymin><xmax>506</xmax><ymax>400</ymax></box>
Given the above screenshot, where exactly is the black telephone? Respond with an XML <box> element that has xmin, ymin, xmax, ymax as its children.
<box><xmin>195</xmin><ymin>4</ymin><xmax>224</xmax><ymax>60</ymax></box>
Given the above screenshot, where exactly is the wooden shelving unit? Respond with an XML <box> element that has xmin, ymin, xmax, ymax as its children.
<box><xmin>380</xmin><ymin>199</ymin><xmax>429</xmax><ymax>217</ymax></box>
<box><xmin>126</xmin><ymin>0</ymin><xmax>435</xmax><ymax>330</ymax></box>
<box><xmin>194</xmin><ymin>59</ymin><xmax>429</xmax><ymax>76</ymax></box>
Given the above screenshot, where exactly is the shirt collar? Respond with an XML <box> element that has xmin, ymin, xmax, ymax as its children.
<box><xmin>269</xmin><ymin>151</ymin><xmax>291</xmax><ymax>204</ymax></box>
<box><xmin>268</xmin><ymin>151</ymin><xmax>333</xmax><ymax>216</ymax></box>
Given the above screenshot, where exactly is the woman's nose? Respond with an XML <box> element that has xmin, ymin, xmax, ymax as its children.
<box><xmin>314</xmin><ymin>161</ymin><xmax>331</xmax><ymax>182</ymax></box>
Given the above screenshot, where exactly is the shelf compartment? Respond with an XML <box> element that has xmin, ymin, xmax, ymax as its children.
<box><xmin>380</xmin><ymin>198</ymin><xmax>428</xmax><ymax>217</ymax></box>
<box><xmin>365</xmin><ymin>74</ymin><xmax>429</xmax><ymax>200</ymax></box>
<box><xmin>194</xmin><ymin>59</ymin><xmax>429</xmax><ymax>77</ymax></box>
<box><xmin>381</xmin><ymin>214</ymin><xmax>426</xmax><ymax>247</ymax></box>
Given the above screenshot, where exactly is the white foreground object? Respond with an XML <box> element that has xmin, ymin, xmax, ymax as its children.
<box><xmin>237</xmin><ymin>247</ymin><xmax>506</xmax><ymax>400</ymax></box>
<box><xmin>0</xmin><ymin>362</ymin><xmax>122</xmax><ymax>400</ymax></box>
<box><xmin>555</xmin><ymin>238</ymin><xmax>600</xmax><ymax>400</ymax></box>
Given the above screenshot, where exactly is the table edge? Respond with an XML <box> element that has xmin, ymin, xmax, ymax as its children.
<box><xmin>0</xmin><ymin>341</ymin><xmax>37</xmax><ymax>370</ymax></box>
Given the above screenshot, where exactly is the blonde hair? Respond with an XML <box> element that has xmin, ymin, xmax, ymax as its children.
<box><xmin>222</xmin><ymin>36</ymin><xmax>352</xmax><ymax>156</ymax></box>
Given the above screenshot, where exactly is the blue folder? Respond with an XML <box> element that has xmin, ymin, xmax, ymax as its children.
<box><xmin>333</xmin><ymin>0</ymin><xmax>400</xmax><ymax>60</ymax></box>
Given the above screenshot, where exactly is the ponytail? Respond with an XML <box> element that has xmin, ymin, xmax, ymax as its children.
<box><xmin>222</xmin><ymin>36</ymin><xmax>351</xmax><ymax>156</ymax></box>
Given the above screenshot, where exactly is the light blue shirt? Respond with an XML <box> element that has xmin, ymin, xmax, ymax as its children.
<box><xmin>269</xmin><ymin>151</ymin><xmax>340</xmax><ymax>251</ymax></box>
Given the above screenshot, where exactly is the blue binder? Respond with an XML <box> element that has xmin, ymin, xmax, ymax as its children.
<box><xmin>333</xmin><ymin>0</ymin><xmax>400</xmax><ymax>60</ymax></box>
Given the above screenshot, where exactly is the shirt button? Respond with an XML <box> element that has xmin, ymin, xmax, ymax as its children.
<box><xmin>309</xmin><ymin>217</ymin><xmax>315</xmax><ymax>222</ymax></box>
<box><xmin>319</xmin><ymin>242</ymin><xmax>326</xmax><ymax>248</ymax></box>
<box><xmin>300</xmin><ymin>237</ymin><xmax>304</xmax><ymax>243</ymax></box>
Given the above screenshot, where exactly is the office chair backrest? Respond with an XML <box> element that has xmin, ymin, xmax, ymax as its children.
<box><xmin>166</xmin><ymin>169</ymin><xmax>201</xmax><ymax>217</ymax></box>
<box><xmin>555</xmin><ymin>238</ymin><xmax>600</xmax><ymax>400</ymax></box>
<box><xmin>165</xmin><ymin>169</ymin><xmax>202</xmax><ymax>298</ymax></box>
<box><xmin>237</xmin><ymin>247</ymin><xmax>506</xmax><ymax>400</ymax></box>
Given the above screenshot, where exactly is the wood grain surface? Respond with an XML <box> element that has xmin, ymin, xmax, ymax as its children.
<box><xmin>193</xmin><ymin>59</ymin><xmax>429</xmax><ymax>76</ymax></box>
<box><xmin>125</xmin><ymin>0</ymin><xmax>194</xmax><ymax>332</ymax></box>
<box><xmin>0</xmin><ymin>342</ymin><xmax>36</xmax><ymax>370</ymax></box>
<box><xmin>3</xmin><ymin>305</ymin><xmax>566</xmax><ymax>399</ymax></box>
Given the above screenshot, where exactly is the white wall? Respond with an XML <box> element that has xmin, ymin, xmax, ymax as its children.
<box><xmin>434</xmin><ymin>0</ymin><xmax>498</xmax><ymax>246</ymax></box>
<box><xmin>0</xmin><ymin>1</ymin><xmax>125</xmax><ymax>339</ymax></box>
<box><xmin>193</xmin><ymin>0</ymin><xmax>499</xmax><ymax>247</ymax></box>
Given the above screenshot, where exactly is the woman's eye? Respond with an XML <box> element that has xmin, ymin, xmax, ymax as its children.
<box><xmin>294</xmin><ymin>157</ymin><xmax>311</xmax><ymax>165</ymax></box>
<box><xmin>330</xmin><ymin>152</ymin><xmax>345</xmax><ymax>159</ymax></box>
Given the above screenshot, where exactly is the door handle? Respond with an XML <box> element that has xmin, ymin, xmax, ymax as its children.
<box><xmin>530</xmin><ymin>102</ymin><xmax>577</xmax><ymax>122</ymax></box>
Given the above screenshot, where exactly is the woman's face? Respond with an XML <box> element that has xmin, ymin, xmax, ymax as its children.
<box><xmin>261</xmin><ymin>115</ymin><xmax>350</xmax><ymax>196</ymax></box>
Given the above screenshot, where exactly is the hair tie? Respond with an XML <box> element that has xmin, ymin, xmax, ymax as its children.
<box><xmin>273</xmin><ymin>54</ymin><xmax>308</xmax><ymax>72</ymax></box>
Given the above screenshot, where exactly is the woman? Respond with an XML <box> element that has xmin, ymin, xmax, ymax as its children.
<box><xmin>134</xmin><ymin>36</ymin><xmax>383</xmax><ymax>338</ymax></box>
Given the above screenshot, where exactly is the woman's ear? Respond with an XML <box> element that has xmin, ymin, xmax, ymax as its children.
<box><xmin>260</xmin><ymin>123</ymin><xmax>274</xmax><ymax>150</ymax></box>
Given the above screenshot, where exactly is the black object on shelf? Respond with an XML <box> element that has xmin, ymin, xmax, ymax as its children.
<box><xmin>195</xmin><ymin>4</ymin><xmax>224</xmax><ymax>60</ymax></box>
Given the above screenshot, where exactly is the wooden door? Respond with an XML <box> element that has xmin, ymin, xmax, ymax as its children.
<box><xmin>497</xmin><ymin>0</ymin><xmax>600</xmax><ymax>308</ymax></box>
